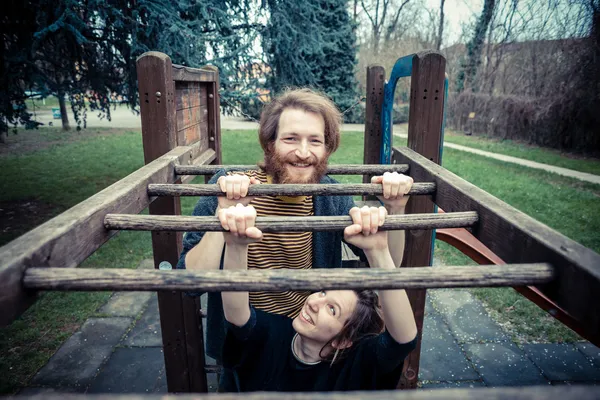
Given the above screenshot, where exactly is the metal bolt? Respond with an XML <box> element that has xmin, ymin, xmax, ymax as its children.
<box><xmin>208</xmin><ymin>94</ymin><xmax>214</xmax><ymax>99</ymax></box>
<box><xmin>155</xmin><ymin>91</ymin><xmax>162</xmax><ymax>98</ymax></box>
<box><xmin>209</xmin><ymin>136</ymin><xmax>215</xmax><ymax>142</ymax></box>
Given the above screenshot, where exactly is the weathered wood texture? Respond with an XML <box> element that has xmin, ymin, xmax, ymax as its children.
<box><xmin>172</xmin><ymin>63</ymin><xmax>217</xmax><ymax>82</ymax></box>
<box><xmin>363</xmin><ymin>65</ymin><xmax>386</xmax><ymax>201</ymax></box>
<box><xmin>395</xmin><ymin>145</ymin><xmax>600</xmax><ymax>341</ymax></box>
<box><xmin>138</xmin><ymin>51</ymin><xmax>205</xmax><ymax>392</ymax></box>
<box><xmin>139</xmin><ymin>52</ymin><xmax>177</xmax><ymax>164</ymax></box>
<box><xmin>147</xmin><ymin>183</ymin><xmax>435</xmax><ymax>197</ymax></box>
<box><xmin>204</xmin><ymin>65</ymin><xmax>222</xmax><ymax>165</ymax></box>
<box><xmin>17</xmin><ymin>386</ymin><xmax>600</xmax><ymax>400</ymax></box>
<box><xmin>400</xmin><ymin>51</ymin><xmax>446</xmax><ymax>390</ymax></box>
<box><xmin>0</xmin><ymin>142</ymin><xmax>205</xmax><ymax>327</ymax></box>
<box><xmin>179</xmin><ymin>149</ymin><xmax>216</xmax><ymax>185</ymax></box>
<box><xmin>175</xmin><ymin>164</ymin><xmax>410</xmax><ymax>175</ymax></box>
<box><xmin>24</xmin><ymin>264</ymin><xmax>554</xmax><ymax>292</ymax></box>
<box><xmin>182</xmin><ymin>294</ymin><xmax>208</xmax><ymax>390</ymax></box>
<box><xmin>174</xmin><ymin>81</ymin><xmax>208</xmax><ymax>147</ymax></box>
<box><xmin>104</xmin><ymin>212</ymin><xmax>478</xmax><ymax>232</ymax></box>
<box><xmin>435</xmin><ymin>209</ymin><xmax>600</xmax><ymax>346</ymax></box>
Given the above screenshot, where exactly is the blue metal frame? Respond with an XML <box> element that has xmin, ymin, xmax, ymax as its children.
<box><xmin>380</xmin><ymin>55</ymin><xmax>449</xmax><ymax>264</ymax></box>
<box><xmin>380</xmin><ymin>54</ymin><xmax>414</xmax><ymax>164</ymax></box>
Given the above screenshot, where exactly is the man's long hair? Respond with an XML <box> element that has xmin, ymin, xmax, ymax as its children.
<box><xmin>258</xmin><ymin>88</ymin><xmax>342</xmax><ymax>155</ymax></box>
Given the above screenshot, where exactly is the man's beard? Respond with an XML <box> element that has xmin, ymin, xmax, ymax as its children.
<box><xmin>262</xmin><ymin>150</ymin><xmax>328</xmax><ymax>184</ymax></box>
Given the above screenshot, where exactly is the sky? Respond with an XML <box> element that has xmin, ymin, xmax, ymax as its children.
<box><xmin>424</xmin><ymin>0</ymin><xmax>484</xmax><ymax>44</ymax></box>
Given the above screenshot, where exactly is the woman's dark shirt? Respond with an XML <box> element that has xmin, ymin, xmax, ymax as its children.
<box><xmin>222</xmin><ymin>307</ymin><xmax>417</xmax><ymax>392</ymax></box>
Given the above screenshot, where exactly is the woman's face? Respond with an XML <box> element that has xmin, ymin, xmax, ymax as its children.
<box><xmin>292</xmin><ymin>290</ymin><xmax>358</xmax><ymax>345</ymax></box>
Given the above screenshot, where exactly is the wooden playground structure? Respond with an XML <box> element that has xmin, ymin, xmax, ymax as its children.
<box><xmin>1</xmin><ymin>50</ymin><xmax>600</xmax><ymax>398</ymax></box>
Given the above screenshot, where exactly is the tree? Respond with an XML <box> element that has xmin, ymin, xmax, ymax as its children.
<box><xmin>263</xmin><ymin>0</ymin><xmax>361</xmax><ymax>121</ymax></box>
<box><xmin>1</xmin><ymin>0</ymin><xmax>42</xmax><ymax>141</ymax></box>
<box><xmin>456</xmin><ymin>0</ymin><xmax>497</xmax><ymax>92</ymax></box>
<box><xmin>360</xmin><ymin>0</ymin><xmax>413</xmax><ymax>55</ymax></box>
<box><xmin>1</xmin><ymin>0</ymin><xmax>263</xmax><ymax>135</ymax></box>
<box><xmin>436</xmin><ymin>0</ymin><xmax>445</xmax><ymax>50</ymax></box>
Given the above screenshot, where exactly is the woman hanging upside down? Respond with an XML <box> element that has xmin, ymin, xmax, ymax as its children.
<box><xmin>219</xmin><ymin>203</ymin><xmax>418</xmax><ymax>392</ymax></box>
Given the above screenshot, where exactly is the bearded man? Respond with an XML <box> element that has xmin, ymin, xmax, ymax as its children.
<box><xmin>177</xmin><ymin>88</ymin><xmax>413</xmax><ymax>383</ymax></box>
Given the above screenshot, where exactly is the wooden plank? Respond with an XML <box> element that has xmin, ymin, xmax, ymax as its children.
<box><xmin>175</xmin><ymin>82</ymin><xmax>207</xmax><ymax>147</ymax></box>
<box><xmin>175</xmin><ymin>164</ymin><xmax>410</xmax><ymax>175</ymax></box>
<box><xmin>138</xmin><ymin>52</ymin><xmax>177</xmax><ymax>164</ymax></box>
<box><xmin>172</xmin><ymin>63</ymin><xmax>217</xmax><ymax>83</ymax></box>
<box><xmin>137</xmin><ymin>51</ymin><xmax>205</xmax><ymax>392</ymax></box>
<box><xmin>205</xmin><ymin>66</ymin><xmax>222</xmax><ymax>165</ymax></box>
<box><xmin>175</xmin><ymin>82</ymin><xmax>205</xmax><ymax>111</ymax></box>
<box><xmin>0</xmin><ymin>142</ymin><xmax>205</xmax><ymax>327</ymax></box>
<box><xmin>179</xmin><ymin>121</ymin><xmax>209</xmax><ymax>150</ymax></box>
<box><xmin>16</xmin><ymin>386</ymin><xmax>600</xmax><ymax>400</ymax></box>
<box><xmin>23</xmin><ymin>264</ymin><xmax>554</xmax><ymax>291</ymax></box>
<box><xmin>394</xmin><ymin>145</ymin><xmax>600</xmax><ymax>341</ymax></box>
<box><xmin>435</xmin><ymin>220</ymin><xmax>600</xmax><ymax>346</ymax></box>
<box><xmin>182</xmin><ymin>295</ymin><xmax>208</xmax><ymax>391</ymax></box>
<box><xmin>176</xmin><ymin>104</ymin><xmax>207</xmax><ymax>132</ymax></box>
<box><xmin>104</xmin><ymin>212</ymin><xmax>479</xmax><ymax>233</ymax></box>
<box><xmin>147</xmin><ymin>182</ymin><xmax>436</xmax><ymax>197</ymax></box>
<box><xmin>399</xmin><ymin>51</ymin><xmax>446</xmax><ymax>390</ymax></box>
<box><xmin>176</xmin><ymin>108</ymin><xmax>206</xmax><ymax>132</ymax></box>
<box><xmin>363</xmin><ymin>65</ymin><xmax>385</xmax><ymax>200</ymax></box>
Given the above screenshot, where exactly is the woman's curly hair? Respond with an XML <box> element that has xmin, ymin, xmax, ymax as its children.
<box><xmin>319</xmin><ymin>290</ymin><xmax>385</xmax><ymax>365</ymax></box>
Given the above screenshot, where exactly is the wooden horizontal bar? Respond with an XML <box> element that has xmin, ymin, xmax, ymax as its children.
<box><xmin>23</xmin><ymin>264</ymin><xmax>554</xmax><ymax>292</ymax></box>
<box><xmin>393</xmin><ymin>146</ymin><xmax>600</xmax><ymax>339</ymax></box>
<box><xmin>104</xmin><ymin>212</ymin><xmax>478</xmax><ymax>233</ymax></box>
<box><xmin>20</xmin><ymin>386</ymin><xmax>600</xmax><ymax>400</ymax></box>
<box><xmin>175</xmin><ymin>164</ymin><xmax>410</xmax><ymax>175</ymax></box>
<box><xmin>147</xmin><ymin>182</ymin><xmax>436</xmax><ymax>197</ymax></box>
<box><xmin>180</xmin><ymin>149</ymin><xmax>216</xmax><ymax>185</ymax></box>
<box><xmin>172</xmin><ymin>64</ymin><xmax>217</xmax><ymax>83</ymax></box>
<box><xmin>0</xmin><ymin>144</ymin><xmax>211</xmax><ymax>327</ymax></box>
<box><xmin>435</xmin><ymin>208</ymin><xmax>600</xmax><ymax>346</ymax></box>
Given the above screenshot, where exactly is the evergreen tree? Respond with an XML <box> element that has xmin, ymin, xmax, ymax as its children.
<box><xmin>1</xmin><ymin>0</ymin><xmax>43</xmax><ymax>139</ymax></box>
<box><xmin>1</xmin><ymin>0</ymin><xmax>262</xmax><ymax>134</ymax></box>
<box><xmin>263</xmin><ymin>0</ymin><xmax>361</xmax><ymax>122</ymax></box>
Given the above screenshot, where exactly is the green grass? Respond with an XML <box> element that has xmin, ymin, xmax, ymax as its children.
<box><xmin>28</xmin><ymin>96</ymin><xmax>62</xmax><ymax>111</ymax></box>
<box><xmin>1</xmin><ymin>127</ymin><xmax>599</xmax><ymax>393</ymax></box>
<box><xmin>1</xmin><ymin>129</ymin><xmax>145</xmax><ymax>207</ymax></box>
<box><xmin>443</xmin><ymin>129</ymin><xmax>600</xmax><ymax>176</ymax></box>
<box><xmin>441</xmin><ymin>148</ymin><xmax>600</xmax><ymax>251</ymax></box>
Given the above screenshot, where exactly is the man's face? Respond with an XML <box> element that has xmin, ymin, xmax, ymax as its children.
<box><xmin>264</xmin><ymin>108</ymin><xmax>329</xmax><ymax>184</ymax></box>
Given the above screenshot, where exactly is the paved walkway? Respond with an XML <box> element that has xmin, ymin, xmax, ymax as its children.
<box><xmin>20</xmin><ymin>259</ymin><xmax>600</xmax><ymax>394</ymax></box>
<box><xmin>225</xmin><ymin>117</ymin><xmax>600</xmax><ymax>185</ymax></box>
<box><xmin>390</xmin><ymin>125</ymin><xmax>600</xmax><ymax>185</ymax></box>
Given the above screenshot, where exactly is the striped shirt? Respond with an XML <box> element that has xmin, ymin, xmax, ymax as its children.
<box><xmin>230</xmin><ymin>170</ymin><xmax>312</xmax><ymax>318</ymax></box>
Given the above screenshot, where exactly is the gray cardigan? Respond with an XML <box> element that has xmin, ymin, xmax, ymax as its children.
<box><xmin>176</xmin><ymin>170</ymin><xmax>366</xmax><ymax>360</ymax></box>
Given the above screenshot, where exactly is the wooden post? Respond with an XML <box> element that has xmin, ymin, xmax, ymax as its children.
<box><xmin>397</xmin><ymin>51</ymin><xmax>446</xmax><ymax>389</ymax></box>
<box><xmin>363</xmin><ymin>66</ymin><xmax>385</xmax><ymax>200</ymax></box>
<box><xmin>205</xmin><ymin>65</ymin><xmax>222</xmax><ymax>165</ymax></box>
<box><xmin>137</xmin><ymin>51</ymin><xmax>204</xmax><ymax>392</ymax></box>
